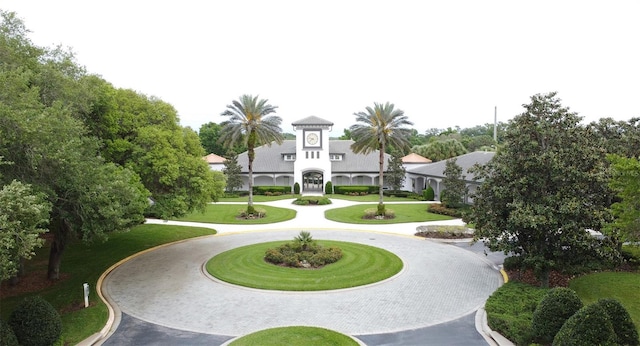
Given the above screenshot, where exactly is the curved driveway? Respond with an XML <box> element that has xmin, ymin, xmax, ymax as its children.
<box><xmin>99</xmin><ymin>199</ymin><xmax>504</xmax><ymax>344</ymax></box>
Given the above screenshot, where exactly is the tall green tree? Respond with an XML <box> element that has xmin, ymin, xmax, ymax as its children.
<box><xmin>350</xmin><ymin>102</ymin><xmax>413</xmax><ymax>214</ymax></box>
<box><xmin>411</xmin><ymin>139</ymin><xmax>467</xmax><ymax>162</ymax></box>
<box><xmin>0</xmin><ymin>180</ymin><xmax>51</xmax><ymax>282</ymax></box>
<box><xmin>199</xmin><ymin>122</ymin><xmax>227</xmax><ymax>155</ymax></box>
<box><xmin>588</xmin><ymin>117</ymin><xmax>640</xmax><ymax>158</ymax></box>
<box><xmin>606</xmin><ymin>155</ymin><xmax>640</xmax><ymax>243</ymax></box>
<box><xmin>441</xmin><ymin>158</ymin><xmax>467</xmax><ymax>208</ymax></box>
<box><xmin>219</xmin><ymin>95</ymin><xmax>283</xmax><ymax>213</ymax></box>
<box><xmin>0</xmin><ymin>12</ymin><xmax>150</xmax><ymax>279</ymax></box>
<box><xmin>466</xmin><ymin>92</ymin><xmax>615</xmax><ymax>287</ymax></box>
<box><xmin>385</xmin><ymin>151</ymin><xmax>406</xmax><ymax>191</ymax></box>
<box><xmin>222</xmin><ymin>151</ymin><xmax>243</xmax><ymax>194</ymax></box>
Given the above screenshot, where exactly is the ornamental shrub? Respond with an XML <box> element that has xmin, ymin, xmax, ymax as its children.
<box><xmin>0</xmin><ymin>319</ymin><xmax>19</xmax><ymax>346</ymax></box>
<box><xmin>553</xmin><ymin>303</ymin><xmax>616</xmax><ymax>346</ymax></box>
<box><xmin>325</xmin><ymin>181</ymin><xmax>333</xmax><ymax>194</ymax></box>
<box><xmin>8</xmin><ymin>296</ymin><xmax>62</xmax><ymax>346</ymax></box>
<box><xmin>594</xmin><ymin>298</ymin><xmax>639</xmax><ymax>346</ymax></box>
<box><xmin>531</xmin><ymin>287</ymin><xmax>583</xmax><ymax>344</ymax></box>
<box><xmin>377</xmin><ymin>203</ymin><xmax>386</xmax><ymax>216</ymax></box>
<box><xmin>293</xmin><ymin>182</ymin><xmax>300</xmax><ymax>194</ymax></box>
<box><xmin>423</xmin><ymin>186</ymin><xmax>435</xmax><ymax>201</ymax></box>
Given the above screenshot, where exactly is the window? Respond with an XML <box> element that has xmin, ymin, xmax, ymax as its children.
<box><xmin>283</xmin><ymin>154</ymin><xmax>295</xmax><ymax>161</ymax></box>
<box><xmin>330</xmin><ymin>154</ymin><xmax>342</xmax><ymax>161</ymax></box>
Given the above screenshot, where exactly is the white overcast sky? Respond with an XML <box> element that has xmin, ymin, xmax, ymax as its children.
<box><xmin>3</xmin><ymin>1</ymin><xmax>639</xmax><ymax>135</ymax></box>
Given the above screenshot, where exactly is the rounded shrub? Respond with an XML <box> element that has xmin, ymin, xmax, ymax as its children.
<box><xmin>0</xmin><ymin>319</ymin><xmax>19</xmax><ymax>346</ymax></box>
<box><xmin>325</xmin><ymin>181</ymin><xmax>333</xmax><ymax>194</ymax></box>
<box><xmin>552</xmin><ymin>303</ymin><xmax>616</xmax><ymax>346</ymax></box>
<box><xmin>531</xmin><ymin>287</ymin><xmax>583</xmax><ymax>344</ymax></box>
<box><xmin>293</xmin><ymin>182</ymin><xmax>300</xmax><ymax>194</ymax></box>
<box><xmin>423</xmin><ymin>185</ymin><xmax>435</xmax><ymax>201</ymax></box>
<box><xmin>8</xmin><ymin>296</ymin><xmax>62</xmax><ymax>346</ymax></box>
<box><xmin>594</xmin><ymin>298</ymin><xmax>639</xmax><ymax>346</ymax></box>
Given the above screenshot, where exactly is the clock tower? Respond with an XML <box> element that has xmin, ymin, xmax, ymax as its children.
<box><xmin>291</xmin><ymin>116</ymin><xmax>333</xmax><ymax>193</ymax></box>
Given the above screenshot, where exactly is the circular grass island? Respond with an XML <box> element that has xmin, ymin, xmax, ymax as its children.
<box><xmin>229</xmin><ymin>326</ymin><xmax>359</xmax><ymax>346</ymax></box>
<box><xmin>206</xmin><ymin>240</ymin><xmax>403</xmax><ymax>291</ymax></box>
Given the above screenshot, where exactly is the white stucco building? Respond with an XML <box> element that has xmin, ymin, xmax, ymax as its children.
<box><xmin>207</xmin><ymin>115</ymin><xmax>495</xmax><ymax>200</ymax></box>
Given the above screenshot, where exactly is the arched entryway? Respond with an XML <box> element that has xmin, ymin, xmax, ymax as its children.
<box><xmin>302</xmin><ymin>171</ymin><xmax>324</xmax><ymax>192</ymax></box>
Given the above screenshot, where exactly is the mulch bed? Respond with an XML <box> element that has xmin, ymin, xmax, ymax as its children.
<box><xmin>506</xmin><ymin>269</ymin><xmax>572</xmax><ymax>287</ymax></box>
<box><xmin>0</xmin><ymin>270</ymin><xmax>70</xmax><ymax>299</ymax></box>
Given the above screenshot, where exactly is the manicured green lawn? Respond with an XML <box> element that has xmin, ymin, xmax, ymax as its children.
<box><xmin>570</xmin><ymin>271</ymin><xmax>640</xmax><ymax>333</ymax></box>
<box><xmin>229</xmin><ymin>326</ymin><xmax>359</xmax><ymax>346</ymax></box>
<box><xmin>175</xmin><ymin>203</ymin><xmax>296</xmax><ymax>224</ymax></box>
<box><xmin>325</xmin><ymin>203</ymin><xmax>453</xmax><ymax>224</ymax></box>
<box><xmin>206</xmin><ymin>240</ymin><xmax>403</xmax><ymax>291</ymax></box>
<box><xmin>218</xmin><ymin>194</ymin><xmax>300</xmax><ymax>202</ymax></box>
<box><xmin>0</xmin><ymin>224</ymin><xmax>216</xmax><ymax>345</ymax></box>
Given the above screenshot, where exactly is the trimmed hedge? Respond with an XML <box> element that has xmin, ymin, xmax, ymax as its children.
<box><xmin>333</xmin><ymin>185</ymin><xmax>378</xmax><ymax>194</ymax></box>
<box><xmin>531</xmin><ymin>287</ymin><xmax>583</xmax><ymax>344</ymax></box>
<box><xmin>292</xmin><ymin>196</ymin><xmax>332</xmax><ymax>205</ymax></box>
<box><xmin>427</xmin><ymin>203</ymin><xmax>464</xmax><ymax>217</ymax></box>
<box><xmin>8</xmin><ymin>296</ymin><xmax>62</xmax><ymax>346</ymax></box>
<box><xmin>382</xmin><ymin>190</ymin><xmax>411</xmax><ymax>197</ymax></box>
<box><xmin>553</xmin><ymin>302</ymin><xmax>616</xmax><ymax>346</ymax></box>
<box><xmin>484</xmin><ymin>281</ymin><xmax>548</xmax><ymax>345</ymax></box>
<box><xmin>253</xmin><ymin>186</ymin><xmax>292</xmax><ymax>195</ymax></box>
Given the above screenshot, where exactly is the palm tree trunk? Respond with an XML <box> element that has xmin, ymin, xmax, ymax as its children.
<box><xmin>248</xmin><ymin>148</ymin><xmax>254</xmax><ymax>210</ymax></box>
<box><xmin>247</xmin><ymin>131</ymin><xmax>256</xmax><ymax>212</ymax></box>
<box><xmin>379</xmin><ymin>143</ymin><xmax>385</xmax><ymax>206</ymax></box>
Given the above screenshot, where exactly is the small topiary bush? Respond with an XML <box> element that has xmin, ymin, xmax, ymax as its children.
<box><xmin>423</xmin><ymin>186</ymin><xmax>435</xmax><ymax>201</ymax></box>
<box><xmin>8</xmin><ymin>296</ymin><xmax>62</xmax><ymax>346</ymax></box>
<box><xmin>238</xmin><ymin>207</ymin><xmax>266</xmax><ymax>218</ymax></box>
<box><xmin>594</xmin><ymin>298</ymin><xmax>639</xmax><ymax>346</ymax></box>
<box><xmin>531</xmin><ymin>287</ymin><xmax>583</xmax><ymax>344</ymax></box>
<box><xmin>325</xmin><ymin>181</ymin><xmax>333</xmax><ymax>194</ymax></box>
<box><xmin>264</xmin><ymin>232</ymin><xmax>343</xmax><ymax>268</ymax></box>
<box><xmin>552</xmin><ymin>302</ymin><xmax>616</xmax><ymax>346</ymax></box>
<box><xmin>293</xmin><ymin>182</ymin><xmax>300</xmax><ymax>194</ymax></box>
<box><xmin>0</xmin><ymin>319</ymin><xmax>19</xmax><ymax>346</ymax></box>
<box><xmin>363</xmin><ymin>207</ymin><xmax>395</xmax><ymax>219</ymax></box>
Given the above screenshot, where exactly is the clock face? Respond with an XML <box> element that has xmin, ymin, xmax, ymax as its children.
<box><xmin>306</xmin><ymin>132</ymin><xmax>319</xmax><ymax>146</ymax></box>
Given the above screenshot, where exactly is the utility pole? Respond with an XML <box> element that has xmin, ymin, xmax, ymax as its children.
<box><xmin>493</xmin><ymin>106</ymin><xmax>497</xmax><ymax>143</ymax></box>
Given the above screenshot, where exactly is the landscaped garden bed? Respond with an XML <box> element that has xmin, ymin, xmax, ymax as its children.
<box><xmin>414</xmin><ymin>225</ymin><xmax>473</xmax><ymax>239</ymax></box>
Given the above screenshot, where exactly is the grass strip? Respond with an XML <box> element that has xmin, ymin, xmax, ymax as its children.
<box><xmin>207</xmin><ymin>240</ymin><xmax>403</xmax><ymax>291</ymax></box>
<box><xmin>174</xmin><ymin>203</ymin><xmax>296</xmax><ymax>224</ymax></box>
<box><xmin>229</xmin><ymin>326</ymin><xmax>359</xmax><ymax>346</ymax></box>
<box><xmin>325</xmin><ymin>203</ymin><xmax>453</xmax><ymax>224</ymax></box>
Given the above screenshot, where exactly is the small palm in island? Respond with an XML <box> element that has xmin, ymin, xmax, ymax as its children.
<box><xmin>265</xmin><ymin>231</ymin><xmax>343</xmax><ymax>268</ymax></box>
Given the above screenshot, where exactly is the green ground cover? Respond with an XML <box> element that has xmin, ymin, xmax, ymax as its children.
<box><xmin>0</xmin><ymin>224</ymin><xmax>216</xmax><ymax>345</ymax></box>
<box><xmin>324</xmin><ymin>203</ymin><xmax>453</xmax><ymax>224</ymax></box>
<box><xmin>229</xmin><ymin>326</ymin><xmax>359</xmax><ymax>346</ymax></box>
<box><xmin>174</xmin><ymin>204</ymin><xmax>296</xmax><ymax>224</ymax></box>
<box><xmin>206</xmin><ymin>240</ymin><xmax>403</xmax><ymax>291</ymax></box>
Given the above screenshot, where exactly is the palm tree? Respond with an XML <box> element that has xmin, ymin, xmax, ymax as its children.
<box><xmin>350</xmin><ymin>102</ymin><xmax>413</xmax><ymax>214</ymax></box>
<box><xmin>219</xmin><ymin>95</ymin><xmax>283</xmax><ymax>214</ymax></box>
